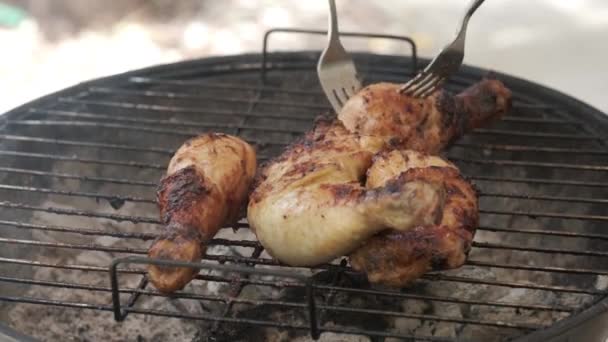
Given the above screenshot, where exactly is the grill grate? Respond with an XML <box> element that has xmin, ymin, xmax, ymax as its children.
<box><xmin>0</xmin><ymin>30</ymin><xmax>607</xmax><ymax>341</ymax></box>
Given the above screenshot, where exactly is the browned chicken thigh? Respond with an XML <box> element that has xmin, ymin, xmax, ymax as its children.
<box><xmin>148</xmin><ymin>133</ymin><xmax>256</xmax><ymax>293</ymax></box>
<box><xmin>249</xmin><ymin>120</ymin><xmax>444</xmax><ymax>266</ymax></box>
<box><xmin>349</xmin><ymin>150</ymin><xmax>478</xmax><ymax>286</ymax></box>
<box><xmin>249</xmin><ymin>78</ymin><xmax>511</xmax><ymax>286</ymax></box>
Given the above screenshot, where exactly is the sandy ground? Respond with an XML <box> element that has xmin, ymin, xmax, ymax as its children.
<box><xmin>0</xmin><ymin>0</ymin><xmax>607</xmax><ymax>114</ymax></box>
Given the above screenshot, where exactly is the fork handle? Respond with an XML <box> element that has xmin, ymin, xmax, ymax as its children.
<box><xmin>458</xmin><ymin>0</ymin><xmax>486</xmax><ymax>35</ymax></box>
<box><xmin>327</xmin><ymin>0</ymin><xmax>341</xmax><ymax>44</ymax></box>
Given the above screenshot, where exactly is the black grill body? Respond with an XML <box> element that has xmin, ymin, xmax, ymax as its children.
<box><xmin>0</xmin><ymin>46</ymin><xmax>607</xmax><ymax>341</ymax></box>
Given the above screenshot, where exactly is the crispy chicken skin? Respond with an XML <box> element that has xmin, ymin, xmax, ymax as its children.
<box><xmin>248</xmin><ymin>78</ymin><xmax>510</xmax><ymax>285</ymax></box>
<box><xmin>339</xmin><ymin>79</ymin><xmax>512</xmax><ymax>154</ymax></box>
<box><xmin>148</xmin><ymin>133</ymin><xmax>256</xmax><ymax>293</ymax></box>
<box><xmin>349</xmin><ymin>150</ymin><xmax>478</xmax><ymax>287</ymax></box>
<box><xmin>249</xmin><ymin>120</ymin><xmax>444</xmax><ymax>266</ymax></box>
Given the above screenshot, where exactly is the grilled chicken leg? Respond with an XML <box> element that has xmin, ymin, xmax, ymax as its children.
<box><xmin>339</xmin><ymin>78</ymin><xmax>512</xmax><ymax>154</ymax></box>
<box><xmin>349</xmin><ymin>150</ymin><xmax>478</xmax><ymax>286</ymax></box>
<box><xmin>248</xmin><ymin>79</ymin><xmax>510</xmax><ymax>283</ymax></box>
<box><xmin>148</xmin><ymin>133</ymin><xmax>256</xmax><ymax>293</ymax></box>
<box><xmin>249</xmin><ymin>120</ymin><xmax>444</xmax><ymax>266</ymax></box>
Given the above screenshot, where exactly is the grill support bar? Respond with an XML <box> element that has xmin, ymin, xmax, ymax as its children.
<box><xmin>109</xmin><ymin>256</ymin><xmax>320</xmax><ymax>337</ymax></box>
<box><xmin>261</xmin><ymin>28</ymin><xmax>418</xmax><ymax>83</ymax></box>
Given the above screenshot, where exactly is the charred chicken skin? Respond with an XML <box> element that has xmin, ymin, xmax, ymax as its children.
<box><xmin>148</xmin><ymin>133</ymin><xmax>256</xmax><ymax>293</ymax></box>
<box><xmin>339</xmin><ymin>78</ymin><xmax>512</xmax><ymax>154</ymax></box>
<box><xmin>248</xmin><ymin>79</ymin><xmax>511</xmax><ymax>286</ymax></box>
<box><xmin>249</xmin><ymin>120</ymin><xmax>444</xmax><ymax>266</ymax></box>
<box><xmin>349</xmin><ymin>150</ymin><xmax>478</xmax><ymax>286</ymax></box>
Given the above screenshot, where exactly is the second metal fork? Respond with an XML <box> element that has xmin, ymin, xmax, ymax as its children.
<box><xmin>317</xmin><ymin>0</ymin><xmax>362</xmax><ymax>113</ymax></box>
<box><xmin>401</xmin><ymin>0</ymin><xmax>486</xmax><ymax>98</ymax></box>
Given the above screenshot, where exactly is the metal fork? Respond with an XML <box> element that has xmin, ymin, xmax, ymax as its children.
<box><xmin>317</xmin><ymin>0</ymin><xmax>362</xmax><ymax>113</ymax></box>
<box><xmin>400</xmin><ymin>0</ymin><xmax>486</xmax><ymax>98</ymax></box>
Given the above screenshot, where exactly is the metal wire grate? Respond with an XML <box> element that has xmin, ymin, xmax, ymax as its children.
<box><xmin>0</xmin><ymin>30</ymin><xmax>607</xmax><ymax>341</ymax></box>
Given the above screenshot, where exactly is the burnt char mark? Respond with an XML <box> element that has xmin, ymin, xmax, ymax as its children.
<box><xmin>333</xmin><ymin>184</ymin><xmax>357</xmax><ymax>199</ymax></box>
<box><xmin>283</xmin><ymin>162</ymin><xmax>317</xmax><ymax>178</ymax></box>
<box><xmin>440</xmin><ymin>94</ymin><xmax>469</xmax><ymax>147</ymax></box>
<box><xmin>251</xmin><ymin>161</ymin><xmax>270</xmax><ymax>191</ymax></box>
<box><xmin>477</xmin><ymin>85</ymin><xmax>499</xmax><ymax>114</ymax></box>
<box><xmin>445</xmin><ymin>183</ymin><xmax>465</xmax><ymax>197</ymax></box>
<box><xmin>382</xmin><ymin>177</ymin><xmax>403</xmax><ymax>194</ymax></box>
<box><xmin>355</xmin><ymin>225</ymin><xmax>470</xmax><ymax>275</ymax></box>
<box><xmin>319</xmin><ymin>183</ymin><xmax>362</xmax><ymax>204</ymax></box>
<box><xmin>447</xmin><ymin>179</ymin><xmax>479</xmax><ymax>233</ymax></box>
<box><xmin>370</xmin><ymin>228</ymin><xmax>444</xmax><ymax>267</ymax></box>
<box><xmin>154</xmin><ymin>222</ymin><xmax>203</xmax><ymax>247</ymax></box>
<box><xmin>312</xmin><ymin>113</ymin><xmax>337</xmax><ymax>127</ymax></box>
<box><xmin>365</xmin><ymin>170</ymin><xmax>420</xmax><ymax>200</ymax></box>
<box><xmin>405</xmin><ymin>103</ymin><xmax>414</xmax><ymax>113</ymax></box>
<box><xmin>248</xmin><ymin>187</ymin><xmax>265</xmax><ymax>205</ymax></box>
<box><xmin>391</xmin><ymin>112</ymin><xmax>402</xmax><ymax>125</ymax></box>
<box><xmin>313</xmin><ymin>131</ymin><xmax>326</xmax><ymax>142</ymax></box>
<box><xmin>363</xmin><ymin>94</ymin><xmax>371</xmax><ymax>104</ymax></box>
<box><xmin>430</xmin><ymin>254</ymin><xmax>449</xmax><ymax>270</ymax></box>
<box><xmin>431</xmin><ymin>201</ymin><xmax>444</xmax><ymax>225</ymax></box>
<box><xmin>398</xmin><ymin>165</ymin><xmax>461</xmax><ymax>184</ymax></box>
<box><xmin>240</xmin><ymin>155</ymin><xmax>248</xmax><ymax>172</ymax></box>
<box><xmin>302</xmin><ymin>137</ymin><xmax>315</xmax><ymax>149</ymax></box>
<box><xmin>384</xmin><ymin>227</ymin><xmax>436</xmax><ymax>245</ymax></box>
<box><xmin>387</xmin><ymin>137</ymin><xmax>405</xmax><ymax>148</ymax></box>
<box><xmin>370</xmin><ymin>149</ymin><xmax>392</xmax><ymax>164</ymax></box>
<box><xmin>460</xmin><ymin>209</ymin><xmax>479</xmax><ymax>234</ymax></box>
<box><xmin>437</xmin><ymin>90</ymin><xmax>460</xmax><ymax>132</ymax></box>
<box><xmin>416</xmin><ymin>112</ymin><xmax>430</xmax><ymax>133</ymax></box>
<box><xmin>157</xmin><ymin>166</ymin><xmax>210</xmax><ymax>224</ymax></box>
<box><xmin>250</xmin><ymin>161</ymin><xmax>274</xmax><ymax>205</ymax></box>
<box><xmin>387</xmin><ymin>165</ymin><xmax>478</xmax><ymax>233</ymax></box>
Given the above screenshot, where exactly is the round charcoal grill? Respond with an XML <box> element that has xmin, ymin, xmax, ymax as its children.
<box><xmin>0</xmin><ymin>31</ymin><xmax>607</xmax><ymax>341</ymax></box>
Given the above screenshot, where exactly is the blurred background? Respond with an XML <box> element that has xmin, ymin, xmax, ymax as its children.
<box><xmin>0</xmin><ymin>0</ymin><xmax>607</xmax><ymax>114</ymax></box>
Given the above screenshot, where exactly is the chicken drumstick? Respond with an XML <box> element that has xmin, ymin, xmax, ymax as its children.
<box><xmin>148</xmin><ymin>133</ymin><xmax>256</xmax><ymax>293</ymax></box>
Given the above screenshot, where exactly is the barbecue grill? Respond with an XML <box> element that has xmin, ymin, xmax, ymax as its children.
<box><xmin>1</xmin><ymin>29</ymin><xmax>607</xmax><ymax>341</ymax></box>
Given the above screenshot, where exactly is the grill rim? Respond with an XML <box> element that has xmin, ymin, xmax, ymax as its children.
<box><xmin>1</xmin><ymin>50</ymin><xmax>608</xmax><ymax>340</ymax></box>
